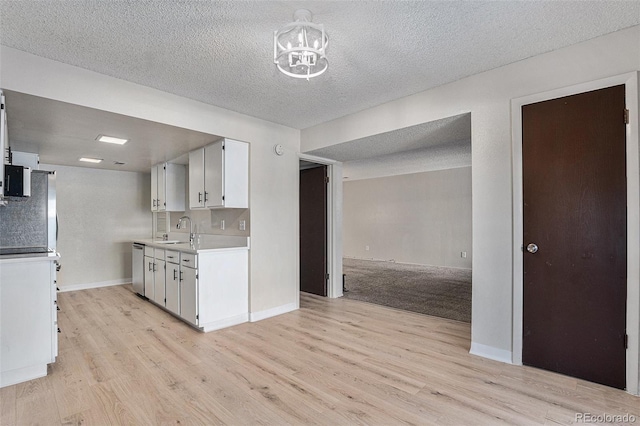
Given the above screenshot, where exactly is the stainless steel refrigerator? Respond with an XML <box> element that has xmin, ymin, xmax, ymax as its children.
<box><xmin>0</xmin><ymin>170</ymin><xmax>57</xmax><ymax>255</ymax></box>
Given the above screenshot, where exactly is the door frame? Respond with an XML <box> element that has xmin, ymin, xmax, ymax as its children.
<box><xmin>298</xmin><ymin>153</ymin><xmax>343</xmax><ymax>299</ymax></box>
<box><xmin>511</xmin><ymin>72</ymin><xmax>639</xmax><ymax>395</ymax></box>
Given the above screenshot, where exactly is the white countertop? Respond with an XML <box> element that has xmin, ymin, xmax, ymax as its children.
<box><xmin>0</xmin><ymin>252</ymin><xmax>60</xmax><ymax>263</ymax></box>
<box><xmin>134</xmin><ymin>236</ymin><xmax>249</xmax><ymax>254</ymax></box>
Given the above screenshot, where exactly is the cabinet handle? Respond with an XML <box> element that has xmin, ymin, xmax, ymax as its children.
<box><xmin>183</xmin><ymin>259</ymin><xmax>190</xmax><ymax>263</ymax></box>
<box><xmin>174</xmin><ymin>269</ymin><xmax>178</xmax><ymax>280</ymax></box>
<box><xmin>198</xmin><ymin>192</ymin><xmax>202</xmax><ymax>203</ymax></box>
<box><xmin>148</xmin><ymin>261</ymin><xmax>153</xmax><ymax>271</ymax></box>
<box><xmin>153</xmin><ymin>262</ymin><xmax>157</xmax><ymax>272</ymax></box>
<box><xmin>204</xmin><ymin>191</ymin><xmax>208</xmax><ymax>202</ymax></box>
<box><xmin>153</xmin><ymin>199</ymin><xmax>156</xmax><ymax>207</ymax></box>
<box><xmin>180</xmin><ymin>270</ymin><xmax>184</xmax><ymax>282</ymax></box>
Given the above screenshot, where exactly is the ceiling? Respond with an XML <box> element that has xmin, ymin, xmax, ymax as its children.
<box><xmin>4</xmin><ymin>91</ymin><xmax>219</xmax><ymax>172</ymax></box>
<box><xmin>1</xmin><ymin>1</ymin><xmax>638</xmax><ymax>130</ymax></box>
<box><xmin>0</xmin><ymin>1</ymin><xmax>638</xmax><ymax>174</ymax></box>
<box><xmin>307</xmin><ymin>114</ymin><xmax>472</xmax><ymax>180</ymax></box>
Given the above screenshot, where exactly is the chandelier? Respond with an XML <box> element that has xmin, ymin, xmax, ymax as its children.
<box><xmin>273</xmin><ymin>9</ymin><xmax>328</xmax><ymax>80</ymax></box>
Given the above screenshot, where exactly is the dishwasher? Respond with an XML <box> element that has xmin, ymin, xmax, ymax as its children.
<box><xmin>132</xmin><ymin>243</ymin><xmax>145</xmax><ymax>297</ymax></box>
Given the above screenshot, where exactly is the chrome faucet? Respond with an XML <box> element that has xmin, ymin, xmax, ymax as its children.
<box><xmin>177</xmin><ymin>216</ymin><xmax>194</xmax><ymax>244</ymax></box>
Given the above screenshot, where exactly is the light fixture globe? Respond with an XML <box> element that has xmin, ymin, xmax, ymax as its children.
<box><xmin>274</xmin><ymin>9</ymin><xmax>328</xmax><ymax>80</ymax></box>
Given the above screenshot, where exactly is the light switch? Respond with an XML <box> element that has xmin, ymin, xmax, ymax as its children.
<box><xmin>461</xmin><ymin>251</ymin><xmax>467</xmax><ymax>258</ymax></box>
<box><xmin>239</xmin><ymin>220</ymin><xmax>246</xmax><ymax>231</ymax></box>
<box><xmin>220</xmin><ymin>220</ymin><xmax>225</xmax><ymax>230</ymax></box>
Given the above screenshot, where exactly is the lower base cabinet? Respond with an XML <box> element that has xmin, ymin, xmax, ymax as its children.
<box><xmin>0</xmin><ymin>257</ymin><xmax>58</xmax><ymax>387</ymax></box>
<box><xmin>140</xmin><ymin>245</ymin><xmax>248</xmax><ymax>332</ymax></box>
<box><xmin>153</xmin><ymin>259</ymin><xmax>166</xmax><ymax>306</ymax></box>
<box><xmin>180</xmin><ymin>265</ymin><xmax>198</xmax><ymax>325</ymax></box>
<box><xmin>166</xmin><ymin>259</ymin><xmax>180</xmax><ymax>315</ymax></box>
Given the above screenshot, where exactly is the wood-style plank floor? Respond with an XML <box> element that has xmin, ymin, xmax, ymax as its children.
<box><xmin>2</xmin><ymin>285</ymin><xmax>638</xmax><ymax>425</ymax></box>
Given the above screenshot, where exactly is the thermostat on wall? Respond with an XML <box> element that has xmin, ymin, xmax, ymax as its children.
<box><xmin>274</xmin><ymin>144</ymin><xmax>284</xmax><ymax>156</ymax></box>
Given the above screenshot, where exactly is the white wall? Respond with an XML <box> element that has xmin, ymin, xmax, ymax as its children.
<box><xmin>1</xmin><ymin>46</ymin><xmax>300</xmax><ymax>315</ymax></box>
<box><xmin>343</xmin><ymin>167</ymin><xmax>472</xmax><ymax>269</ymax></box>
<box><xmin>301</xmin><ymin>27</ymin><xmax>640</xmax><ymax>366</ymax></box>
<box><xmin>40</xmin><ymin>164</ymin><xmax>150</xmax><ymax>289</ymax></box>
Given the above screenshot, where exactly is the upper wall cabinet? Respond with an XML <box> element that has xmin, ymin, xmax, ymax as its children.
<box><xmin>151</xmin><ymin>162</ymin><xmax>186</xmax><ymax>212</ymax></box>
<box><xmin>189</xmin><ymin>139</ymin><xmax>248</xmax><ymax>209</ymax></box>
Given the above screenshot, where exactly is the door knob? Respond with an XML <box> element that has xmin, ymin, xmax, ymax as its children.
<box><xmin>526</xmin><ymin>243</ymin><xmax>539</xmax><ymax>253</ymax></box>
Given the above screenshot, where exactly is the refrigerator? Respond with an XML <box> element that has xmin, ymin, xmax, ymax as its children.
<box><xmin>0</xmin><ymin>170</ymin><xmax>57</xmax><ymax>255</ymax></box>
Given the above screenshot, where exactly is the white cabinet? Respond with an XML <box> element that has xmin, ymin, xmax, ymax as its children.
<box><xmin>151</xmin><ymin>162</ymin><xmax>186</xmax><ymax>212</ymax></box>
<box><xmin>137</xmin><ymin>241</ymin><xmax>249</xmax><ymax>332</ymax></box>
<box><xmin>179</xmin><ymin>265</ymin><xmax>198</xmax><ymax>325</ymax></box>
<box><xmin>154</xmin><ymin>258</ymin><xmax>166</xmax><ymax>306</ymax></box>
<box><xmin>188</xmin><ymin>148</ymin><xmax>205</xmax><ymax>209</ymax></box>
<box><xmin>143</xmin><ymin>247</ymin><xmax>166</xmax><ymax>306</ymax></box>
<box><xmin>165</xmin><ymin>250</ymin><xmax>180</xmax><ymax>315</ymax></box>
<box><xmin>179</xmin><ymin>250</ymin><xmax>248</xmax><ymax>331</ymax></box>
<box><xmin>1</xmin><ymin>256</ymin><xmax>58</xmax><ymax>387</ymax></box>
<box><xmin>188</xmin><ymin>139</ymin><xmax>248</xmax><ymax>209</ymax></box>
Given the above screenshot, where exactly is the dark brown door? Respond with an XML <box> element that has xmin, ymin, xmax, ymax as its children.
<box><xmin>522</xmin><ymin>85</ymin><xmax>627</xmax><ymax>390</ymax></box>
<box><xmin>300</xmin><ymin>165</ymin><xmax>328</xmax><ymax>296</ymax></box>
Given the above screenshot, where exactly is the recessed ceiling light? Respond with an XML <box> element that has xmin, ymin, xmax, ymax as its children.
<box><xmin>79</xmin><ymin>157</ymin><xmax>103</xmax><ymax>163</ymax></box>
<box><xmin>97</xmin><ymin>135</ymin><xmax>128</xmax><ymax>145</ymax></box>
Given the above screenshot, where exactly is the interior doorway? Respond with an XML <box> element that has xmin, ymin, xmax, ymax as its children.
<box><xmin>512</xmin><ymin>72</ymin><xmax>640</xmax><ymax>395</ymax></box>
<box><xmin>299</xmin><ymin>162</ymin><xmax>328</xmax><ymax>296</ymax></box>
<box><xmin>522</xmin><ymin>85</ymin><xmax>627</xmax><ymax>389</ymax></box>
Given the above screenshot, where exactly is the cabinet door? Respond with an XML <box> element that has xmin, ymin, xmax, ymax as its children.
<box><xmin>221</xmin><ymin>139</ymin><xmax>249</xmax><ymax>208</ymax></box>
<box><xmin>180</xmin><ymin>266</ymin><xmax>198</xmax><ymax>325</ymax></box>
<box><xmin>144</xmin><ymin>256</ymin><xmax>155</xmax><ymax>300</ymax></box>
<box><xmin>0</xmin><ymin>261</ymin><xmax>53</xmax><ymax>373</ymax></box>
<box><xmin>153</xmin><ymin>259</ymin><xmax>166</xmax><ymax>306</ymax></box>
<box><xmin>204</xmin><ymin>141</ymin><xmax>224</xmax><ymax>208</ymax></box>
<box><xmin>189</xmin><ymin>148</ymin><xmax>205</xmax><ymax>209</ymax></box>
<box><xmin>157</xmin><ymin>164</ymin><xmax>166</xmax><ymax>211</ymax></box>
<box><xmin>164</xmin><ymin>163</ymin><xmax>186</xmax><ymax>211</ymax></box>
<box><xmin>166</xmin><ymin>263</ymin><xmax>180</xmax><ymax>315</ymax></box>
<box><xmin>150</xmin><ymin>165</ymin><xmax>158</xmax><ymax>211</ymax></box>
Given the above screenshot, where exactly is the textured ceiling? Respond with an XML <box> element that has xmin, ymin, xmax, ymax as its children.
<box><xmin>1</xmin><ymin>1</ymin><xmax>638</xmax><ymax>130</ymax></box>
<box><xmin>306</xmin><ymin>113</ymin><xmax>471</xmax><ymax>180</ymax></box>
<box><xmin>4</xmin><ymin>91</ymin><xmax>219</xmax><ymax>172</ymax></box>
<box><xmin>308</xmin><ymin>114</ymin><xmax>471</xmax><ymax>162</ymax></box>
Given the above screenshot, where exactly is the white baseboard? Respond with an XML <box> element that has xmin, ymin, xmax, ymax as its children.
<box><xmin>201</xmin><ymin>313</ymin><xmax>249</xmax><ymax>332</ymax></box>
<box><xmin>58</xmin><ymin>278</ymin><xmax>130</xmax><ymax>293</ymax></box>
<box><xmin>249</xmin><ymin>302</ymin><xmax>298</xmax><ymax>322</ymax></box>
<box><xmin>470</xmin><ymin>341</ymin><xmax>513</xmax><ymax>364</ymax></box>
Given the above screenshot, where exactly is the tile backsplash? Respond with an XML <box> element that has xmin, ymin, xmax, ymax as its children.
<box><xmin>165</xmin><ymin>208</ymin><xmax>250</xmax><ymax>238</ymax></box>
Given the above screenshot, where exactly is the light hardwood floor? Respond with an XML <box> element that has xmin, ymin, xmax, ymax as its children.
<box><xmin>1</xmin><ymin>285</ymin><xmax>638</xmax><ymax>425</ymax></box>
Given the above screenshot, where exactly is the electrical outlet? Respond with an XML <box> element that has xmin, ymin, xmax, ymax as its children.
<box><xmin>461</xmin><ymin>251</ymin><xmax>467</xmax><ymax>258</ymax></box>
<box><xmin>365</xmin><ymin>245</ymin><xmax>370</xmax><ymax>251</ymax></box>
<box><xmin>239</xmin><ymin>220</ymin><xmax>246</xmax><ymax>231</ymax></box>
<box><xmin>220</xmin><ymin>220</ymin><xmax>225</xmax><ymax>230</ymax></box>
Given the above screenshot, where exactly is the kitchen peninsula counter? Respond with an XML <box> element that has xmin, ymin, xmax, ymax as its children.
<box><xmin>133</xmin><ymin>235</ymin><xmax>249</xmax><ymax>254</ymax></box>
<box><xmin>133</xmin><ymin>235</ymin><xmax>249</xmax><ymax>332</ymax></box>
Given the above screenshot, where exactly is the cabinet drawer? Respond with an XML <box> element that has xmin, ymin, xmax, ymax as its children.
<box><xmin>165</xmin><ymin>250</ymin><xmax>180</xmax><ymax>264</ymax></box>
<box><xmin>181</xmin><ymin>252</ymin><xmax>197</xmax><ymax>268</ymax></box>
<box><xmin>154</xmin><ymin>249</ymin><xmax>165</xmax><ymax>260</ymax></box>
<box><xmin>144</xmin><ymin>246</ymin><xmax>154</xmax><ymax>257</ymax></box>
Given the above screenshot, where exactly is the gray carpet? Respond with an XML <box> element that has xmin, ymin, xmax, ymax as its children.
<box><xmin>342</xmin><ymin>258</ymin><xmax>472</xmax><ymax>322</ymax></box>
